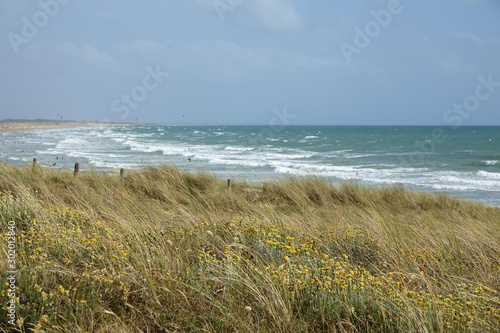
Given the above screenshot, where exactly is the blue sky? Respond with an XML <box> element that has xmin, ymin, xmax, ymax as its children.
<box><xmin>1</xmin><ymin>0</ymin><xmax>499</xmax><ymax>125</ymax></box>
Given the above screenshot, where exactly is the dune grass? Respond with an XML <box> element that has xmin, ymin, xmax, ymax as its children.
<box><xmin>0</xmin><ymin>163</ymin><xmax>499</xmax><ymax>332</ymax></box>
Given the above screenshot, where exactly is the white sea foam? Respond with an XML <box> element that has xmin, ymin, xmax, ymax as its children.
<box><xmin>123</xmin><ymin>139</ymin><xmax>164</xmax><ymax>153</ymax></box>
<box><xmin>111</xmin><ymin>137</ymin><xmax>127</xmax><ymax>143</ymax></box>
<box><xmin>209</xmin><ymin>158</ymin><xmax>268</xmax><ymax>167</ymax></box>
<box><xmin>57</xmin><ymin>137</ymin><xmax>88</xmax><ymax>147</ymax></box>
<box><xmin>35</xmin><ymin>150</ymin><xmax>65</xmax><ymax>155</ymax></box>
<box><xmin>224</xmin><ymin>147</ymin><xmax>255</xmax><ymax>151</ymax></box>
<box><xmin>476</xmin><ymin>170</ymin><xmax>500</xmax><ymax>179</ymax></box>
<box><xmin>344</xmin><ymin>153</ymin><xmax>376</xmax><ymax>158</ymax></box>
<box><xmin>274</xmin><ymin>166</ymin><xmax>310</xmax><ymax>176</ymax></box>
<box><xmin>91</xmin><ymin>160</ymin><xmax>141</xmax><ymax>169</ymax></box>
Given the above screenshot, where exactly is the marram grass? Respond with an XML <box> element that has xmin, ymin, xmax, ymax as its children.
<box><xmin>0</xmin><ymin>163</ymin><xmax>499</xmax><ymax>332</ymax></box>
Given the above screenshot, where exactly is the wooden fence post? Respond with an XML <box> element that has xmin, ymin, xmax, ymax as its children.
<box><xmin>33</xmin><ymin>158</ymin><xmax>37</xmax><ymax>167</ymax></box>
<box><xmin>120</xmin><ymin>168</ymin><xmax>125</xmax><ymax>178</ymax></box>
<box><xmin>74</xmin><ymin>163</ymin><xmax>80</xmax><ymax>175</ymax></box>
<box><xmin>227</xmin><ymin>179</ymin><xmax>231</xmax><ymax>189</ymax></box>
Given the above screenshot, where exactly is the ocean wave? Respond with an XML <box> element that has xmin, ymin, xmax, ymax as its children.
<box><xmin>35</xmin><ymin>150</ymin><xmax>65</xmax><ymax>155</ymax></box>
<box><xmin>123</xmin><ymin>140</ymin><xmax>164</xmax><ymax>153</ymax></box>
<box><xmin>208</xmin><ymin>158</ymin><xmax>268</xmax><ymax>168</ymax></box>
<box><xmin>91</xmin><ymin>160</ymin><xmax>141</xmax><ymax>169</ymax></box>
<box><xmin>111</xmin><ymin>137</ymin><xmax>127</xmax><ymax>143</ymax></box>
<box><xmin>257</xmin><ymin>152</ymin><xmax>315</xmax><ymax>160</ymax></box>
<box><xmin>344</xmin><ymin>153</ymin><xmax>376</xmax><ymax>158</ymax></box>
<box><xmin>484</xmin><ymin>160</ymin><xmax>499</xmax><ymax>166</ymax></box>
<box><xmin>476</xmin><ymin>170</ymin><xmax>500</xmax><ymax>179</ymax></box>
<box><xmin>224</xmin><ymin>147</ymin><xmax>255</xmax><ymax>151</ymax></box>
<box><xmin>274</xmin><ymin>166</ymin><xmax>310</xmax><ymax>176</ymax></box>
<box><xmin>360</xmin><ymin>164</ymin><xmax>398</xmax><ymax>169</ymax></box>
<box><xmin>57</xmin><ymin>137</ymin><xmax>88</xmax><ymax>147</ymax></box>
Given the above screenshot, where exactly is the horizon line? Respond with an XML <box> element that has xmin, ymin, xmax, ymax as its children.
<box><xmin>2</xmin><ymin>119</ymin><xmax>500</xmax><ymax>127</ymax></box>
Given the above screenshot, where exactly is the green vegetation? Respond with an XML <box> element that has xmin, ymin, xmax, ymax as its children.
<box><xmin>0</xmin><ymin>163</ymin><xmax>499</xmax><ymax>332</ymax></box>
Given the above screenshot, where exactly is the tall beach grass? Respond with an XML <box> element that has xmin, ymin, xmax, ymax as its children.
<box><xmin>0</xmin><ymin>163</ymin><xmax>499</xmax><ymax>332</ymax></box>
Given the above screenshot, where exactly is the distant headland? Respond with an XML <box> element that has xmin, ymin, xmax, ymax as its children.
<box><xmin>0</xmin><ymin>119</ymin><xmax>153</xmax><ymax>132</ymax></box>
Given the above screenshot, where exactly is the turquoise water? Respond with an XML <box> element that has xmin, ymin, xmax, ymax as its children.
<box><xmin>1</xmin><ymin>125</ymin><xmax>499</xmax><ymax>205</ymax></box>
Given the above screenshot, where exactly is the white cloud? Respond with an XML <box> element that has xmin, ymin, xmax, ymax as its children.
<box><xmin>455</xmin><ymin>32</ymin><xmax>482</xmax><ymax>45</ymax></box>
<box><xmin>440</xmin><ymin>56</ymin><xmax>480</xmax><ymax>74</ymax></box>
<box><xmin>181</xmin><ymin>0</ymin><xmax>303</xmax><ymax>32</ymax></box>
<box><xmin>249</xmin><ymin>0</ymin><xmax>303</xmax><ymax>32</ymax></box>
<box><xmin>119</xmin><ymin>38</ymin><xmax>337</xmax><ymax>81</ymax></box>
<box><xmin>57</xmin><ymin>43</ymin><xmax>113</xmax><ymax>67</ymax></box>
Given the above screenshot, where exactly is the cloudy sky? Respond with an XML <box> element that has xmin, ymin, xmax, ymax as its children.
<box><xmin>1</xmin><ymin>0</ymin><xmax>499</xmax><ymax>125</ymax></box>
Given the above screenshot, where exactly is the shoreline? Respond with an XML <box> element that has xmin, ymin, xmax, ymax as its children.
<box><xmin>0</xmin><ymin>121</ymin><xmax>153</xmax><ymax>132</ymax></box>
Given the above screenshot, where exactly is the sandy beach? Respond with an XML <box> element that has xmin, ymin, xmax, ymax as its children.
<box><xmin>0</xmin><ymin>121</ymin><xmax>145</xmax><ymax>132</ymax></box>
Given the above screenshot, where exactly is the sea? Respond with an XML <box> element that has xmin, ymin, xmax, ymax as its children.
<box><xmin>1</xmin><ymin>125</ymin><xmax>499</xmax><ymax>206</ymax></box>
